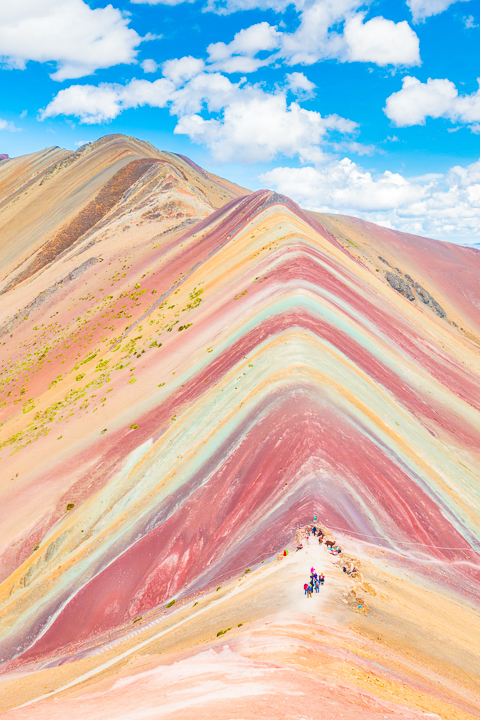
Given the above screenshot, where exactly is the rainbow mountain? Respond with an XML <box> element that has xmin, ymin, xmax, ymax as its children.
<box><xmin>0</xmin><ymin>134</ymin><xmax>479</xmax><ymax>719</ymax></box>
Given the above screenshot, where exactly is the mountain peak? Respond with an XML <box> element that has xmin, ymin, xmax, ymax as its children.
<box><xmin>0</xmin><ymin>134</ymin><xmax>479</xmax><ymax>718</ymax></box>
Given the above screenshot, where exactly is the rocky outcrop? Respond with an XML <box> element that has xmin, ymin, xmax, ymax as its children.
<box><xmin>386</xmin><ymin>271</ymin><xmax>415</xmax><ymax>301</ymax></box>
<box><xmin>387</xmin><ymin>270</ymin><xmax>446</xmax><ymax>317</ymax></box>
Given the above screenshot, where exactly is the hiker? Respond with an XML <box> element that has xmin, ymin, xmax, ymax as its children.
<box><xmin>304</xmin><ymin>583</ymin><xmax>309</xmax><ymax>596</ymax></box>
<box><xmin>296</xmin><ymin>543</ymin><xmax>303</xmax><ymax>552</ymax></box>
<box><xmin>318</xmin><ymin>535</ymin><xmax>324</xmax><ymax>544</ymax></box>
<box><xmin>311</xmin><ymin>567</ymin><xmax>315</xmax><ymax>574</ymax></box>
<box><xmin>307</xmin><ymin>583</ymin><xmax>313</xmax><ymax>598</ymax></box>
<box><xmin>312</xmin><ymin>526</ymin><xmax>317</xmax><ymax>536</ymax></box>
<box><xmin>315</xmin><ymin>578</ymin><xmax>320</xmax><ymax>593</ymax></box>
<box><xmin>319</xmin><ymin>573</ymin><xmax>325</xmax><ymax>585</ymax></box>
<box><xmin>283</xmin><ymin>549</ymin><xmax>289</xmax><ymax>557</ymax></box>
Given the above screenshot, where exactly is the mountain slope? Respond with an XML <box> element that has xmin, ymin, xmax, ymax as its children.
<box><xmin>0</xmin><ymin>137</ymin><xmax>479</xmax><ymax>718</ymax></box>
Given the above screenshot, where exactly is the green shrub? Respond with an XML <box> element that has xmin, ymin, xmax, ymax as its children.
<box><xmin>166</xmin><ymin>600</ymin><xmax>175</xmax><ymax>609</ymax></box>
<box><xmin>23</xmin><ymin>398</ymin><xmax>35</xmax><ymax>414</ymax></box>
<box><xmin>66</xmin><ymin>503</ymin><xmax>74</xmax><ymax>511</ymax></box>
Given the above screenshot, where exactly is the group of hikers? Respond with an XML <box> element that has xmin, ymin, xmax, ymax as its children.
<box><xmin>278</xmin><ymin>520</ymin><xmax>360</xmax><ymax>598</ymax></box>
<box><xmin>304</xmin><ymin>567</ymin><xmax>325</xmax><ymax>597</ymax></box>
<box><xmin>296</xmin><ymin>524</ymin><xmax>342</xmax><ymax>555</ymax></box>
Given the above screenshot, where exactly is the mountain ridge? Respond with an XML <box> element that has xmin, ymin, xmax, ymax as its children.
<box><xmin>0</xmin><ymin>135</ymin><xmax>479</xmax><ymax>719</ymax></box>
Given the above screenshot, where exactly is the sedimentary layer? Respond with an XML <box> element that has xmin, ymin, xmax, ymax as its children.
<box><xmin>0</xmin><ymin>135</ymin><xmax>479</xmax><ymax>718</ymax></box>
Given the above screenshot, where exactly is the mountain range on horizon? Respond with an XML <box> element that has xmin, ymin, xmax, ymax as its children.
<box><xmin>0</xmin><ymin>133</ymin><xmax>479</xmax><ymax>719</ymax></box>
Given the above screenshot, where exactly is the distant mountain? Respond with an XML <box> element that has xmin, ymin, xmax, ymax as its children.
<box><xmin>1</xmin><ymin>134</ymin><xmax>479</xmax><ymax>718</ymax></box>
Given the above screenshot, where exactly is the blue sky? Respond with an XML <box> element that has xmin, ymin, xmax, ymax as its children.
<box><xmin>0</xmin><ymin>0</ymin><xmax>479</xmax><ymax>243</ymax></box>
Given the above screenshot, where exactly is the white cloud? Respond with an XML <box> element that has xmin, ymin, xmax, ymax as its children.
<box><xmin>207</xmin><ymin>21</ymin><xmax>281</xmax><ymax>72</ymax></box>
<box><xmin>169</xmin><ymin>72</ymin><xmax>240</xmax><ymax>115</ymax></box>
<box><xmin>407</xmin><ymin>0</ymin><xmax>470</xmax><ymax>23</ymax></box>
<box><xmin>41</xmin><ymin>66</ymin><xmax>357</xmax><ymax>164</ymax></box>
<box><xmin>286</xmin><ymin>72</ymin><xmax>316</xmax><ymax>100</ymax></box>
<box><xmin>132</xmin><ymin>0</ymin><xmax>286</xmax><ymax>9</ymax></box>
<box><xmin>162</xmin><ymin>56</ymin><xmax>205</xmax><ymax>85</ymax></box>
<box><xmin>331</xmin><ymin>140</ymin><xmax>378</xmax><ymax>155</ymax></box>
<box><xmin>131</xmin><ymin>0</ymin><xmax>195</xmax><ymax>4</ymax></box>
<box><xmin>261</xmin><ymin>155</ymin><xmax>480</xmax><ymax>243</ymax></box>
<box><xmin>277</xmin><ymin>1</ymin><xmax>420</xmax><ymax>68</ymax></box>
<box><xmin>208</xmin><ymin>22</ymin><xmax>280</xmax><ymax>60</ymax></box>
<box><xmin>185</xmin><ymin>2</ymin><xmax>420</xmax><ymax>72</ymax></box>
<box><xmin>262</xmin><ymin>159</ymin><xmax>422</xmax><ymax>212</ymax></box>
<box><xmin>0</xmin><ymin>118</ymin><xmax>19</xmax><ymax>132</ymax></box>
<box><xmin>204</xmin><ymin>0</ymin><xmax>289</xmax><ymax>13</ymax></box>
<box><xmin>464</xmin><ymin>14</ymin><xmax>477</xmax><ymax>28</ymax></box>
<box><xmin>384</xmin><ymin>76</ymin><xmax>480</xmax><ymax>130</ymax></box>
<box><xmin>40</xmin><ymin>78</ymin><xmax>175</xmax><ymax>124</ymax></box>
<box><xmin>141</xmin><ymin>59</ymin><xmax>159</xmax><ymax>73</ymax></box>
<box><xmin>175</xmin><ymin>92</ymin><xmax>350</xmax><ymax>162</ymax></box>
<box><xmin>279</xmin><ymin>0</ymin><xmax>360</xmax><ymax>66</ymax></box>
<box><xmin>343</xmin><ymin>14</ymin><xmax>420</xmax><ymax>66</ymax></box>
<box><xmin>0</xmin><ymin>0</ymin><xmax>143</xmax><ymax>81</ymax></box>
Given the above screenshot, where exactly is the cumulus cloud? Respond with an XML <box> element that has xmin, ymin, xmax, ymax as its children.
<box><xmin>175</xmin><ymin>93</ymin><xmax>351</xmax><ymax>162</ymax></box>
<box><xmin>286</xmin><ymin>72</ymin><xmax>316</xmax><ymax>100</ymax></box>
<box><xmin>0</xmin><ymin>0</ymin><xmax>143</xmax><ymax>81</ymax></box>
<box><xmin>162</xmin><ymin>56</ymin><xmax>205</xmax><ymax>85</ymax></box>
<box><xmin>204</xmin><ymin>0</ymin><xmax>289</xmax><ymax>12</ymax></box>
<box><xmin>208</xmin><ymin>22</ymin><xmax>280</xmax><ymax>60</ymax></box>
<box><xmin>343</xmin><ymin>14</ymin><xmax>420</xmax><ymax>66</ymax></box>
<box><xmin>169</xmin><ymin>72</ymin><xmax>240</xmax><ymax>115</ymax></box>
<box><xmin>407</xmin><ymin>0</ymin><xmax>470</xmax><ymax>23</ymax></box>
<box><xmin>384</xmin><ymin>76</ymin><xmax>480</xmax><ymax>130</ymax></box>
<box><xmin>257</xmin><ymin>1</ymin><xmax>420</xmax><ymax>68</ymax></box>
<box><xmin>132</xmin><ymin>0</ymin><xmax>195</xmax><ymax>4</ymax></box>
<box><xmin>202</xmin><ymin>2</ymin><xmax>420</xmax><ymax>71</ymax></box>
<box><xmin>133</xmin><ymin>0</ymin><xmax>287</xmax><ymax>9</ymax></box>
<box><xmin>41</xmin><ymin>63</ymin><xmax>357</xmax><ymax>164</ymax></box>
<box><xmin>207</xmin><ymin>21</ymin><xmax>281</xmax><ymax>72</ymax></box>
<box><xmin>40</xmin><ymin>78</ymin><xmax>175</xmax><ymax>124</ymax></box>
<box><xmin>261</xmin><ymin>156</ymin><xmax>480</xmax><ymax>242</ymax></box>
<box><xmin>262</xmin><ymin>160</ymin><xmax>422</xmax><ymax>212</ymax></box>
<box><xmin>141</xmin><ymin>59</ymin><xmax>159</xmax><ymax>73</ymax></box>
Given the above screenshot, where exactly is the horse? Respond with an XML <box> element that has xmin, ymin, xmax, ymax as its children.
<box><xmin>325</xmin><ymin>539</ymin><xmax>335</xmax><ymax>549</ymax></box>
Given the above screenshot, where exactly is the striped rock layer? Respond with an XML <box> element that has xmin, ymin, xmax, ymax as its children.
<box><xmin>0</xmin><ymin>134</ymin><xmax>479</xmax><ymax>718</ymax></box>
